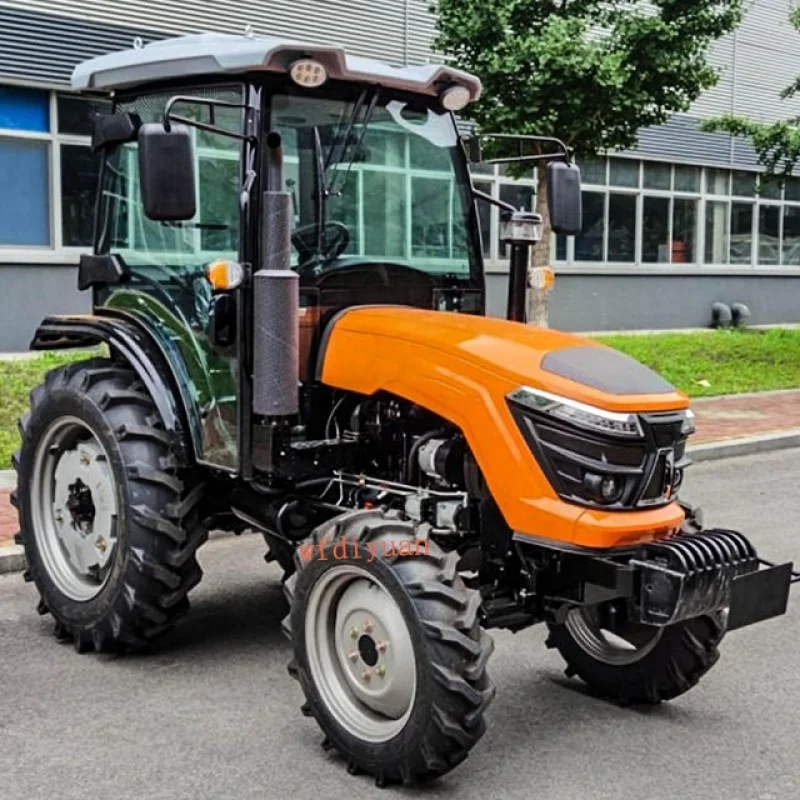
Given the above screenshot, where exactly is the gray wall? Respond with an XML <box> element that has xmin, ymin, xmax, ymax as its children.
<box><xmin>486</xmin><ymin>272</ymin><xmax>800</xmax><ymax>331</ymax></box>
<box><xmin>1</xmin><ymin>266</ymin><xmax>89</xmax><ymax>352</ymax></box>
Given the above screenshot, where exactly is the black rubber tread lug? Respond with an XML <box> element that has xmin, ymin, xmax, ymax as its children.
<box><xmin>22</xmin><ymin>569</ymin><xmax>32</xmax><ymax>583</ymax></box>
<box><xmin>430</xmin><ymin>663</ymin><xmax>484</xmax><ymax>707</ymax></box>
<box><xmin>463</xmin><ymin>684</ymin><xmax>496</xmax><ymax>729</ymax></box>
<box><xmin>98</xmin><ymin>389</ymin><xmax>153</xmax><ymax>411</ymax></box>
<box><xmin>126</xmin><ymin>463</ymin><xmax>183</xmax><ymax>494</ymax></box>
<box><xmin>17</xmin><ymin>412</ymin><xmax>30</xmax><ymax>439</ymax></box>
<box><xmin>454</xmin><ymin>589</ymin><xmax>482</xmax><ymax>632</ymax></box>
<box><xmin>159</xmin><ymin>561</ymin><xmax>203</xmax><ymax>608</ymax></box>
<box><xmin>437</xmin><ymin>551</ymin><xmax>459</xmax><ymax>586</ymax></box>
<box><xmin>431</xmin><ymin>704</ymin><xmax>474</xmax><ymax>749</ymax></box>
<box><xmin>73</xmin><ymin>631</ymin><xmax>93</xmax><ymax>654</ymax></box>
<box><xmin>464</xmin><ymin>631</ymin><xmax>495</xmax><ymax>682</ymax></box>
<box><xmin>10</xmin><ymin>490</ymin><xmax>19</xmax><ymax>510</ymax></box>
<box><xmin>130</xmin><ymin>505</ymin><xmax>185</xmax><ymax>544</ymax></box>
<box><xmin>405</xmin><ymin>580</ymin><xmax>467</xmax><ymax>610</ymax></box>
<box><xmin>421</xmin><ymin>619</ymin><xmax>481</xmax><ymax>658</ymax></box>
<box><xmin>163</xmin><ymin>527</ymin><xmax>208</xmax><ymax>568</ymax></box>
<box><xmin>14</xmin><ymin>530</ymin><xmax>23</xmax><ymax>545</ymax></box>
<box><xmin>123</xmin><ymin>583</ymin><xmax>168</xmax><ymax>625</ymax></box>
<box><xmin>129</xmin><ymin>546</ymin><xmax>182</xmax><ymax>589</ymax></box>
<box><xmin>164</xmin><ymin>482</ymin><xmax>204</xmax><ymax>520</ymax></box>
<box><xmin>36</xmin><ymin>598</ymin><xmax>49</xmax><ymax>616</ymax></box>
<box><xmin>115</xmin><ymin>422</ymin><xmax>171</xmax><ymax>448</ymax></box>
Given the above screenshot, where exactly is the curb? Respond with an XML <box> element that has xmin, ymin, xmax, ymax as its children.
<box><xmin>0</xmin><ymin>545</ymin><xmax>25</xmax><ymax>575</ymax></box>
<box><xmin>687</xmin><ymin>430</ymin><xmax>800</xmax><ymax>463</ymax></box>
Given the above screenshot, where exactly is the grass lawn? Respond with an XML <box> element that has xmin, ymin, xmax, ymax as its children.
<box><xmin>1</xmin><ymin>329</ymin><xmax>800</xmax><ymax>470</ymax></box>
<box><xmin>597</xmin><ymin>327</ymin><xmax>800</xmax><ymax>398</ymax></box>
<box><xmin>0</xmin><ymin>351</ymin><xmax>97</xmax><ymax>471</ymax></box>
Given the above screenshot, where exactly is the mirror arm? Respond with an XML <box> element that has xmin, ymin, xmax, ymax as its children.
<box><xmin>472</xmin><ymin>187</ymin><xmax>517</xmax><ymax>215</ymax></box>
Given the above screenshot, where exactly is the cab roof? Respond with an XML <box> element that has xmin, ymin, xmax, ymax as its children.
<box><xmin>71</xmin><ymin>32</ymin><xmax>482</xmax><ymax>103</ymax></box>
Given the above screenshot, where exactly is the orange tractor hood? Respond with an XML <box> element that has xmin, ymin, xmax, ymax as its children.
<box><xmin>319</xmin><ymin>306</ymin><xmax>687</xmax><ymax>413</ymax></box>
<box><xmin>319</xmin><ymin>306</ymin><xmax>688</xmax><ymax>549</ymax></box>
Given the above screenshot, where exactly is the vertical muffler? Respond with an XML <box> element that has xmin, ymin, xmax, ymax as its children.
<box><xmin>253</xmin><ymin>131</ymin><xmax>299</xmax><ymax>417</ymax></box>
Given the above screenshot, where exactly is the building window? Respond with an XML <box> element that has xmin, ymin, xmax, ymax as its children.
<box><xmin>0</xmin><ymin>87</ymin><xmax>50</xmax><ymax>246</ymax></box>
<box><xmin>0</xmin><ymin>86</ymin><xmax>109</xmax><ymax>256</ymax></box>
<box><xmin>471</xmin><ymin>155</ymin><xmax>800</xmax><ymax>270</ymax></box>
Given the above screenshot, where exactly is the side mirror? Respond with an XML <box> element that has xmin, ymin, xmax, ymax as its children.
<box><xmin>547</xmin><ymin>161</ymin><xmax>582</xmax><ymax>236</ymax></box>
<box><xmin>137</xmin><ymin>123</ymin><xmax>197</xmax><ymax>221</ymax></box>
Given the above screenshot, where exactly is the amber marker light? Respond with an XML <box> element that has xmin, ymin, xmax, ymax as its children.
<box><xmin>205</xmin><ymin>259</ymin><xmax>244</xmax><ymax>291</ymax></box>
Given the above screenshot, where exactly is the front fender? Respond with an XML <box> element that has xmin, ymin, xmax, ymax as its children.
<box><xmin>30</xmin><ymin>309</ymin><xmax>202</xmax><ymax>464</ymax></box>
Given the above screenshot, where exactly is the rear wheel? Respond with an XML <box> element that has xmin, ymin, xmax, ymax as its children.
<box><xmin>14</xmin><ymin>357</ymin><xmax>207</xmax><ymax>652</ymax></box>
<box><xmin>283</xmin><ymin>509</ymin><xmax>495</xmax><ymax>786</ymax></box>
<box><xmin>546</xmin><ymin>604</ymin><xmax>726</xmax><ymax>704</ymax></box>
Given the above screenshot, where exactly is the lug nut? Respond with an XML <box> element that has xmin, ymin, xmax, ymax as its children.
<box><xmin>361</xmin><ymin>670</ymin><xmax>372</xmax><ymax>682</ymax></box>
<box><xmin>54</xmin><ymin>510</ymin><xmax>64</xmax><ymax>523</ymax></box>
<box><xmin>80</xmin><ymin>452</ymin><xmax>91</xmax><ymax>465</ymax></box>
<box><xmin>349</xmin><ymin>627</ymin><xmax>359</xmax><ymax>639</ymax></box>
<box><xmin>376</xmin><ymin>640</ymin><xmax>388</xmax><ymax>653</ymax></box>
<box><xmin>95</xmin><ymin>537</ymin><xmax>107</xmax><ymax>553</ymax></box>
<box><xmin>348</xmin><ymin>650</ymin><xmax>359</xmax><ymax>661</ymax></box>
<box><xmin>376</xmin><ymin>665</ymin><xmax>386</xmax><ymax>679</ymax></box>
<box><xmin>363</xmin><ymin>620</ymin><xmax>374</xmax><ymax>633</ymax></box>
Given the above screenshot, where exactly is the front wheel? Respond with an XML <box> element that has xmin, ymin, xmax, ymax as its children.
<box><xmin>283</xmin><ymin>509</ymin><xmax>495</xmax><ymax>786</ymax></box>
<box><xmin>546</xmin><ymin>604</ymin><xmax>726</xmax><ymax>705</ymax></box>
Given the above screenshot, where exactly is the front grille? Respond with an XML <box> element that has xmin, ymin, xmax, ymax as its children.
<box><xmin>511</xmin><ymin>406</ymin><xmax>689</xmax><ymax>511</ymax></box>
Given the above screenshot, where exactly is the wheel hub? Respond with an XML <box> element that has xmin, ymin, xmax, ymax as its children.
<box><xmin>305</xmin><ymin>565</ymin><xmax>417</xmax><ymax>743</ymax></box>
<box><xmin>32</xmin><ymin>418</ymin><xmax>118</xmax><ymax>601</ymax></box>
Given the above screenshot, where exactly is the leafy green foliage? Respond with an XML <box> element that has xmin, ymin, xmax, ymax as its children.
<box><xmin>597</xmin><ymin>328</ymin><xmax>800</xmax><ymax>397</ymax></box>
<box><xmin>701</xmin><ymin>10</ymin><xmax>800</xmax><ymax>180</ymax></box>
<box><xmin>0</xmin><ymin>352</ymin><xmax>95</xmax><ymax>469</ymax></box>
<box><xmin>435</xmin><ymin>0</ymin><xmax>742</xmax><ymax>155</ymax></box>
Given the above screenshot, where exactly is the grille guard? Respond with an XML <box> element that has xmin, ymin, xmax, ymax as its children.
<box><xmin>630</xmin><ymin>527</ymin><xmax>796</xmax><ymax>630</ymax></box>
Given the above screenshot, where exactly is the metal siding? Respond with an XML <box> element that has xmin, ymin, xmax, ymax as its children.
<box><xmin>0</xmin><ymin>6</ymin><xmax>165</xmax><ymax>85</ymax></box>
<box><xmin>0</xmin><ymin>265</ymin><xmax>90</xmax><ymax>352</ymax></box>
<box><xmin>0</xmin><ymin>0</ymin><xmax>430</xmax><ymax>68</ymax></box>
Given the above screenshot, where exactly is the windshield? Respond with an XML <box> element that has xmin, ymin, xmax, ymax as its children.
<box><xmin>271</xmin><ymin>92</ymin><xmax>475</xmax><ymax>278</ymax></box>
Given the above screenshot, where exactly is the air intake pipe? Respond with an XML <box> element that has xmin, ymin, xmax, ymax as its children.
<box><xmin>252</xmin><ymin>131</ymin><xmax>299</xmax><ymax>417</ymax></box>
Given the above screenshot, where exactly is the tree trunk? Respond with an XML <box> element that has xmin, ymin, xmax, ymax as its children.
<box><xmin>528</xmin><ymin>166</ymin><xmax>551</xmax><ymax>327</ymax></box>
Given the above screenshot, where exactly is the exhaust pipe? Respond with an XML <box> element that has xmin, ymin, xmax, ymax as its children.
<box><xmin>252</xmin><ymin>131</ymin><xmax>299</xmax><ymax>417</ymax></box>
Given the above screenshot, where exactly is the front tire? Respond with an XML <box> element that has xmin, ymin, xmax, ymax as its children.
<box><xmin>546</xmin><ymin>605</ymin><xmax>726</xmax><ymax>704</ymax></box>
<box><xmin>283</xmin><ymin>509</ymin><xmax>495</xmax><ymax>786</ymax></box>
<box><xmin>14</xmin><ymin>357</ymin><xmax>207</xmax><ymax>652</ymax></box>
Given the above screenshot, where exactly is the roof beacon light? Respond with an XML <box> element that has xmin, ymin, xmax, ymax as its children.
<box><xmin>289</xmin><ymin>58</ymin><xmax>328</xmax><ymax>89</ymax></box>
<box><xmin>440</xmin><ymin>84</ymin><xmax>471</xmax><ymax>112</ymax></box>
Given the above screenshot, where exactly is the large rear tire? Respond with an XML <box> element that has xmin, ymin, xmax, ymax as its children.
<box><xmin>13</xmin><ymin>357</ymin><xmax>207</xmax><ymax>652</ymax></box>
<box><xmin>283</xmin><ymin>509</ymin><xmax>495</xmax><ymax>786</ymax></box>
<box><xmin>546</xmin><ymin>604</ymin><xmax>726</xmax><ymax>705</ymax></box>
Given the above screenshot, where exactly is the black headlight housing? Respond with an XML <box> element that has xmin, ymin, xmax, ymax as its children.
<box><xmin>507</xmin><ymin>387</ymin><xmax>692</xmax><ymax>511</ymax></box>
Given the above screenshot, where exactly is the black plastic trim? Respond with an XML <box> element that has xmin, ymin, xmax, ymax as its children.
<box><xmin>77</xmin><ymin>253</ymin><xmax>130</xmax><ymax>291</ymax></box>
<box><xmin>29</xmin><ymin>313</ymin><xmax>199</xmax><ymax>463</ymax></box>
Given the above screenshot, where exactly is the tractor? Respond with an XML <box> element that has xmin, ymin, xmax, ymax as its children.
<box><xmin>12</xmin><ymin>32</ymin><xmax>795</xmax><ymax>787</ymax></box>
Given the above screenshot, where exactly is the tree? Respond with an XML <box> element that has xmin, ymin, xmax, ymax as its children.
<box><xmin>435</xmin><ymin>0</ymin><xmax>743</xmax><ymax>323</ymax></box>
<box><xmin>702</xmin><ymin>8</ymin><xmax>800</xmax><ymax>182</ymax></box>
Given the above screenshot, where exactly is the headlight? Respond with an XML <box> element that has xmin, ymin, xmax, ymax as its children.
<box><xmin>508</xmin><ymin>386</ymin><xmax>644</xmax><ymax>439</ymax></box>
<box><xmin>681</xmin><ymin>408</ymin><xmax>696</xmax><ymax>436</ymax></box>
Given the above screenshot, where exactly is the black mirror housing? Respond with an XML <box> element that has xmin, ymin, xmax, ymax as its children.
<box><xmin>137</xmin><ymin>123</ymin><xmax>197</xmax><ymax>221</ymax></box>
<box><xmin>547</xmin><ymin>161</ymin><xmax>582</xmax><ymax>236</ymax></box>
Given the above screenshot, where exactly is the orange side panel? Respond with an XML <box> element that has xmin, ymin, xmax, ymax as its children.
<box><xmin>319</xmin><ymin>307</ymin><xmax>689</xmax><ymax>549</ymax></box>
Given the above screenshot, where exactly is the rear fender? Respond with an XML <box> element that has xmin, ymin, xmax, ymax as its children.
<box><xmin>30</xmin><ymin>309</ymin><xmax>201</xmax><ymax>464</ymax></box>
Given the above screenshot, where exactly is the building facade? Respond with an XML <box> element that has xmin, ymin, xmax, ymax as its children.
<box><xmin>1</xmin><ymin>0</ymin><xmax>799</xmax><ymax>350</ymax></box>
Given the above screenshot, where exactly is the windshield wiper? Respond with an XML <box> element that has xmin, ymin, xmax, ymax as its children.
<box><xmin>326</xmin><ymin>87</ymin><xmax>380</xmax><ymax>199</ymax></box>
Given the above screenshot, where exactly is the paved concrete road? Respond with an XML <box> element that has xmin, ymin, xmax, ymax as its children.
<box><xmin>1</xmin><ymin>450</ymin><xmax>798</xmax><ymax>800</ymax></box>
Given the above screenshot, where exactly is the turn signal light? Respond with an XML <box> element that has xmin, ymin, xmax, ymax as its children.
<box><xmin>206</xmin><ymin>259</ymin><xmax>244</xmax><ymax>291</ymax></box>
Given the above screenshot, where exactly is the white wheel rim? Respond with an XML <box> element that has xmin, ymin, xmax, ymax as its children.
<box><xmin>304</xmin><ymin>564</ymin><xmax>417</xmax><ymax>743</ymax></box>
<box><xmin>565</xmin><ymin>605</ymin><xmax>663</xmax><ymax>666</ymax></box>
<box><xmin>30</xmin><ymin>416</ymin><xmax>118</xmax><ymax>602</ymax></box>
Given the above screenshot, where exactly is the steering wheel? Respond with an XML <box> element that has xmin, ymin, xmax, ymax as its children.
<box><xmin>292</xmin><ymin>221</ymin><xmax>350</xmax><ymax>271</ymax></box>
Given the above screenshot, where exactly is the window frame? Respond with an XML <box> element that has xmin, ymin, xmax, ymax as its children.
<box><xmin>0</xmin><ymin>89</ymin><xmax>97</xmax><ymax>263</ymax></box>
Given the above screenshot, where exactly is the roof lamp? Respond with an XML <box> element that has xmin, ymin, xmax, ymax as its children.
<box><xmin>289</xmin><ymin>59</ymin><xmax>328</xmax><ymax>88</ymax></box>
<box><xmin>440</xmin><ymin>84</ymin><xmax>471</xmax><ymax>111</ymax></box>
